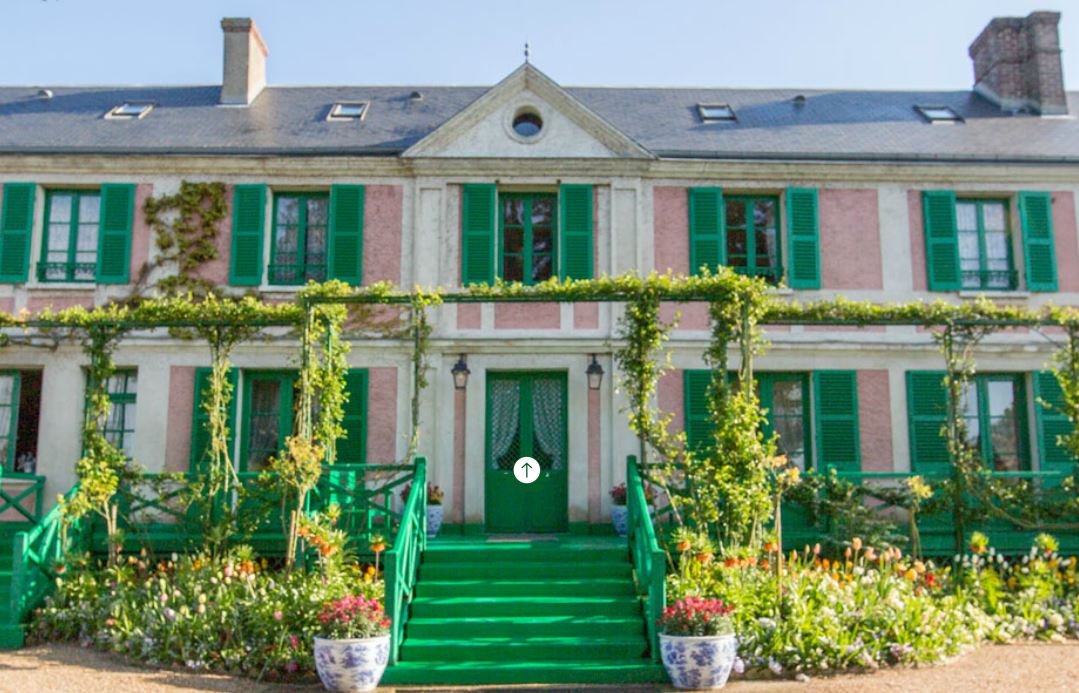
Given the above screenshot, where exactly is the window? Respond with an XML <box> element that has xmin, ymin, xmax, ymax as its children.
<box><xmin>915</xmin><ymin>105</ymin><xmax>962</xmax><ymax>123</ymax></box>
<box><xmin>0</xmin><ymin>371</ymin><xmax>40</xmax><ymax>473</ymax></box>
<box><xmin>103</xmin><ymin>371</ymin><xmax>137</xmax><ymax>458</ymax></box>
<box><xmin>41</xmin><ymin>190</ymin><xmax>100</xmax><ymax>282</ymax></box>
<box><xmin>269</xmin><ymin>192</ymin><xmax>329</xmax><ymax>285</ymax></box>
<box><xmin>511</xmin><ymin>109</ymin><xmax>543</xmax><ymax>137</ymax></box>
<box><xmin>499</xmin><ymin>193</ymin><xmax>556</xmax><ymax>285</ymax></box>
<box><xmin>960</xmin><ymin>374</ymin><xmax>1029</xmax><ymax>472</ymax></box>
<box><xmin>726</xmin><ymin>195</ymin><xmax>781</xmax><ymax>282</ymax></box>
<box><xmin>240</xmin><ymin>371</ymin><xmax>296</xmax><ymax>472</ymax></box>
<box><xmin>760</xmin><ymin>373</ymin><xmax>810</xmax><ymax>471</ymax></box>
<box><xmin>698</xmin><ymin>104</ymin><xmax>736</xmax><ymax>122</ymax></box>
<box><xmin>105</xmin><ymin>102</ymin><xmax>154</xmax><ymax>120</ymax></box>
<box><xmin>957</xmin><ymin>199</ymin><xmax>1015</xmax><ymax>290</ymax></box>
<box><xmin>327</xmin><ymin>102</ymin><xmax>368</xmax><ymax>121</ymax></box>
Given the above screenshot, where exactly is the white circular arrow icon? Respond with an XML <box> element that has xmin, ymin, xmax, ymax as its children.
<box><xmin>513</xmin><ymin>457</ymin><xmax>539</xmax><ymax>484</ymax></box>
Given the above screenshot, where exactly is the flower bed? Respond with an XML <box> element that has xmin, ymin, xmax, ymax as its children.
<box><xmin>32</xmin><ymin>546</ymin><xmax>382</xmax><ymax>680</ymax></box>
<box><xmin>667</xmin><ymin>534</ymin><xmax>1079</xmax><ymax>677</ymax></box>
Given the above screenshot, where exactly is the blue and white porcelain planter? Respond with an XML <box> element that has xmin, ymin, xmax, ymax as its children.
<box><xmin>659</xmin><ymin>632</ymin><xmax>738</xmax><ymax>690</ymax></box>
<box><xmin>611</xmin><ymin>504</ymin><xmax>655</xmax><ymax>537</ymax></box>
<box><xmin>427</xmin><ymin>504</ymin><xmax>443</xmax><ymax>538</ymax></box>
<box><xmin>314</xmin><ymin>634</ymin><xmax>390</xmax><ymax>692</ymax></box>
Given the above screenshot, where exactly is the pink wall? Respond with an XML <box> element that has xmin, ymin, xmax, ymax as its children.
<box><xmin>494</xmin><ymin>303</ymin><xmax>560</xmax><ymax>329</ymax></box>
<box><xmin>193</xmin><ymin>184</ymin><xmax>233</xmax><ymax>286</ymax></box>
<box><xmin>909</xmin><ymin>191</ymin><xmax>928</xmax><ymax>291</ymax></box>
<box><xmin>858</xmin><ymin>370</ymin><xmax>893</xmax><ymax>472</ymax></box>
<box><xmin>457</xmin><ymin>304</ymin><xmax>481</xmax><ymax>329</ymax></box>
<box><xmin>366</xmin><ymin>367</ymin><xmax>397</xmax><ymax>464</ymax></box>
<box><xmin>1053</xmin><ymin>191</ymin><xmax>1079</xmax><ymax>292</ymax></box>
<box><xmin>363</xmin><ymin>185</ymin><xmax>402</xmax><ymax>285</ymax></box>
<box><xmin>658</xmin><ymin>369</ymin><xmax>685</xmax><ymax>434</ymax></box>
<box><xmin>654</xmin><ymin>187</ymin><xmax>689</xmax><ymax>275</ymax></box>
<box><xmin>129</xmin><ymin>183</ymin><xmax>153</xmax><ymax>284</ymax></box>
<box><xmin>452</xmin><ymin>389</ymin><xmax>467</xmax><ymax>524</ymax></box>
<box><xmin>819</xmin><ymin>189</ymin><xmax>882</xmax><ymax>289</ymax></box>
<box><xmin>588</xmin><ymin>388</ymin><xmax>601</xmax><ymax>523</ymax></box>
<box><xmin>0</xmin><ymin>298</ymin><xmax>13</xmax><ymax>314</ymax></box>
<box><xmin>574</xmin><ymin>303</ymin><xmax>598</xmax><ymax>329</ymax></box>
<box><xmin>660</xmin><ymin>302</ymin><xmax>709</xmax><ymax>331</ymax></box>
<box><xmin>165</xmin><ymin>366</ymin><xmax>195</xmax><ymax>472</ymax></box>
<box><xmin>25</xmin><ymin>294</ymin><xmax>94</xmax><ymax>313</ymax></box>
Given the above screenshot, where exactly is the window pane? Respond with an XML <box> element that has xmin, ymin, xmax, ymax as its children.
<box><xmin>532</xmin><ymin>254</ymin><xmax>552</xmax><ymax>282</ymax></box>
<box><xmin>986</xmin><ymin>380</ymin><xmax>1016</xmax><ymax>417</ymax></box>
<box><xmin>307</xmin><ymin>197</ymin><xmax>328</xmax><ymax>227</ymax></box>
<box><xmin>958</xmin><ymin>230</ymin><xmax>979</xmax><ymax>262</ymax></box>
<box><xmin>248</xmin><ymin>380</ymin><xmax>282</xmax><ymax>470</ymax></box>
<box><xmin>503</xmin><ymin>199</ymin><xmax>524</xmax><ymax>226</ymax></box>
<box><xmin>276</xmin><ymin>197</ymin><xmax>300</xmax><ymax>226</ymax></box>
<box><xmin>503</xmin><ymin>228</ymin><xmax>524</xmax><ymax>254</ymax></box>
<box><xmin>78</xmin><ymin>195</ymin><xmax>101</xmax><ymax>225</ymax></box>
<box><xmin>77</xmin><ymin>222</ymin><xmax>98</xmax><ymax>253</ymax></box>
<box><xmin>984</xmin><ymin>231</ymin><xmax>1008</xmax><ymax>261</ymax></box>
<box><xmin>306</xmin><ymin>226</ymin><xmax>326</xmax><ymax>262</ymax></box>
<box><xmin>49</xmin><ymin>194</ymin><xmax>72</xmax><ymax>224</ymax></box>
<box><xmin>531</xmin><ymin>198</ymin><xmax>553</xmax><ymax>226</ymax></box>
<box><xmin>0</xmin><ymin>376</ymin><xmax>13</xmax><ymax>407</ymax></box>
<box><xmin>502</xmin><ymin>255</ymin><xmax>524</xmax><ymax>282</ymax></box>
<box><xmin>725</xmin><ymin>199</ymin><xmax>746</xmax><ymax>230</ymax></box>
<box><xmin>532</xmin><ymin>227</ymin><xmax>552</xmax><ymax>254</ymax></box>
<box><xmin>275</xmin><ymin>225</ymin><xmax>299</xmax><ymax>262</ymax></box>
<box><xmin>48</xmin><ymin>224</ymin><xmax>70</xmax><ymax>256</ymax></box>
<box><xmin>753</xmin><ymin>199</ymin><xmax>776</xmax><ymax>231</ymax></box>
<box><xmin>755</xmin><ymin>228</ymin><xmax>777</xmax><ymax>269</ymax></box>
<box><xmin>727</xmin><ymin>228</ymin><xmax>747</xmax><ymax>256</ymax></box>
<box><xmin>956</xmin><ymin>202</ymin><xmax>978</xmax><ymax>232</ymax></box>
<box><xmin>982</xmin><ymin>203</ymin><xmax>1006</xmax><ymax>232</ymax></box>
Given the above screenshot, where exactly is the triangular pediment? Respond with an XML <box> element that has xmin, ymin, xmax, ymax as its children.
<box><xmin>403</xmin><ymin>64</ymin><xmax>654</xmax><ymax>159</ymax></box>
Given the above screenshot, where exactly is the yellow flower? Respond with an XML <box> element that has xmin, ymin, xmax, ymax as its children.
<box><xmin>914</xmin><ymin>561</ymin><xmax>926</xmax><ymax>574</ymax></box>
<box><xmin>905</xmin><ymin>569</ymin><xmax>918</xmax><ymax>581</ymax></box>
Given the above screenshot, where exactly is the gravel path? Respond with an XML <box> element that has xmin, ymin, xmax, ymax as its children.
<box><xmin>0</xmin><ymin>641</ymin><xmax>1076</xmax><ymax>692</ymax></box>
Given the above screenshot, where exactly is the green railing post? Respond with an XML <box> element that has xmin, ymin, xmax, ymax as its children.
<box><xmin>627</xmin><ymin>454</ymin><xmax>665</xmax><ymax>662</ymax></box>
<box><xmin>10</xmin><ymin>531</ymin><xmax>28</xmax><ymax>620</ymax></box>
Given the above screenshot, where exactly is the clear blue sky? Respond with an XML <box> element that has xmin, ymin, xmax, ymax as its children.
<box><xmin>1</xmin><ymin>0</ymin><xmax>1076</xmax><ymax>90</ymax></box>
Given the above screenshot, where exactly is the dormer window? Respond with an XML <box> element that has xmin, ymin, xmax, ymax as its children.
<box><xmin>328</xmin><ymin>102</ymin><xmax>368</xmax><ymax>121</ymax></box>
<box><xmin>915</xmin><ymin>105</ymin><xmax>963</xmax><ymax>123</ymax></box>
<box><xmin>698</xmin><ymin>104</ymin><xmax>736</xmax><ymax>122</ymax></box>
<box><xmin>105</xmin><ymin>102</ymin><xmax>154</xmax><ymax>120</ymax></box>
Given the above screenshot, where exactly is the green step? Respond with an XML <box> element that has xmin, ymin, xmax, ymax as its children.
<box><xmin>421</xmin><ymin>561</ymin><xmax>631</xmax><ymax>581</ymax></box>
<box><xmin>417</xmin><ymin>579</ymin><xmax>634</xmax><ymax>598</ymax></box>
<box><xmin>405</xmin><ymin>615</ymin><xmax>644</xmax><ymax>640</ymax></box>
<box><xmin>424</xmin><ymin>544</ymin><xmax>627</xmax><ymax>564</ymax></box>
<box><xmin>411</xmin><ymin>596</ymin><xmax>641</xmax><ymax>619</ymax></box>
<box><xmin>401</xmin><ymin>636</ymin><xmax>647</xmax><ymax>661</ymax></box>
<box><xmin>381</xmin><ymin>659</ymin><xmax>667</xmax><ymax>685</ymax></box>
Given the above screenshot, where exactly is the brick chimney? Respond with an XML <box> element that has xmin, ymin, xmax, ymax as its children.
<box><xmin>969</xmin><ymin>11</ymin><xmax>1067</xmax><ymax>115</ymax></box>
<box><xmin>220</xmin><ymin>18</ymin><xmax>268</xmax><ymax>106</ymax></box>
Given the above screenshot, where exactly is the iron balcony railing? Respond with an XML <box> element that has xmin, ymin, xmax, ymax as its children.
<box><xmin>36</xmin><ymin>262</ymin><xmax>96</xmax><ymax>283</ymax></box>
<box><xmin>267</xmin><ymin>263</ymin><xmax>327</xmax><ymax>286</ymax></box>
<box><xmin>961</xmin><ymin>269</ymin><xmax>1019</xmax><ymax>291</ymax></box>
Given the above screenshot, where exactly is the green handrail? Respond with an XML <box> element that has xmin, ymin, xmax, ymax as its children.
<box><xmin>627</xmin><ymin>454</ymin><xmax>665</xmax><ymax>663</ymax></box>
<box><xmin>0</xmin><ymin>470</ymin><xmax>45</xmax><ymax>523</ymax></box>
<box><xmin>384</xmin><ymin>457</ymin><xmax>426</xmax><ymax>665</ymax></box>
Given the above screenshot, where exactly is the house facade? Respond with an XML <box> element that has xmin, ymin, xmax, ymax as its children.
<box><xmin>1</xmin><ymin>12</ymin><xmax>1077</xmax><ymax>534</ymax></box>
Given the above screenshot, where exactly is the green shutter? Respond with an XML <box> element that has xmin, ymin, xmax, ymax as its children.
<box><xmin>559</xmin><ymin>184</ymin><xmax>593</xmax><ymax>280</ymax></box>
<box><xmin>786</xmin><ymin>188</ymin><xmax>820</xmax><ymax>289</ymax></box>
<box><xmin>189</xmin><ymin>367</ymin><xmax>239</xmax><ymax>473</ymax></box>
<box><xmin>907</xmin><ymin>371</ymin><xmax>949</xmax><ymax>473</ymax></box>
<box><xmin>462</xmin><ymin>184</ymin><xmax>496</xmax><ymax>286</ymax></box>
<box><xmin>923</xmin><ymin>191</ymin><xmax>960</xmax><ymax>291</ymax></box>
<box><xmin>328</xmin><ymin>184</ymin><xmax>365</xmax><ymax>285</ymax></box>
<box><xmin>337</xmin><ymin>369</ymin><xmax>369</xmax><ymax>464</ymax></box>
<box><xmin>229</xmin><ymin>184</ymin><xmax>266</xmax><ymax>286</ymax></box>
<box><xmin>0</xmin><ymin>183</ymin><xmax>35</xmax><ymax>283</ymax></box>
<box><xmin>96</xmin><ymin>184</ymin><xmax>135</xmax><ymax>284</ymax></box>
<box><xmin>1019</xmin><ymin>192</ymin><xmax>1058</xmax><ymax>291</ymax></box>
<box><xmin>683</xmin><ymin>369</ymin><xmax>714</xmax><ymax>454</ymax></box>
<box><xmin>1033</xmin><ymin>371</ymin><xmax>1075</xmax><ymax>479</ymax></box>
<box><xmin>813</xmin><ymin>370</ymin><xmax>860</xmax><ymax>472</ymax></box>
<box><xmin>688</xmin><ymin>187</ymin><xmax>724</xmax><ymax>275</ymax></box>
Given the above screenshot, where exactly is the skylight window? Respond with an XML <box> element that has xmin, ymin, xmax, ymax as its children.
<box><xmin>915</xmin><ymin>105</ymin><xmax>963</xmax><ymax>124</ymax></box>
<box><xmin>698</xmin><ymin>104</ymin><xmax>736</xmax><ymax>122</ymax></box>
<box><xmin>328</xmin><ymin>102</ymin><xmax>369</xmax><ymax>121</ymax></box>
<box><xmin>105</xmin><ymin>102</ymin><xmax>154</xmax><ymax>120</ymax></box>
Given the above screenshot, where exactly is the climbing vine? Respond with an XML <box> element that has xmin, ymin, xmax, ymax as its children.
<box><xmin>138</xmin><ymin>181</ymin><xmax>228</xmax><ymax>298</ymax></box>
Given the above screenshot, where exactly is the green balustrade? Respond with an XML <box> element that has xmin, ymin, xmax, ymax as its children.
<box><xmin>626</xmin><ymin>455</ymin><xmax>665</xmax><ymax>662</ymax></box>
<box><xmin>384</xmin><ymin>456</ymin><xmax>426</xmax><ymax>665</ymax></box>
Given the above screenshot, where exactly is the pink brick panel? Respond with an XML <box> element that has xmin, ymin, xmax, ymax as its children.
<box><xmin>819</xmin><ymin>189</ymin><xmax>882</xmax><ymax>290</ymax></box>
<box><xmin>1052</xmin><ymin>191</ymin><xmax>1079</xmax><ymax>292</ymax></box>
<box><xmin>654</xmin><ymin>187</ymin><xmax>689</xmax><ymax>275</ymax></box>
<box><xmin>574</xmin><ymin>303</ymin><xmax>599</xmax><ymax>329</ymax></box>
<box><xmin>909</xmin><ymin>191</ymin><xmax>927</xmax><ymax>291</ymax></box>
<box><xmin>165</xmin><ymin>366</ymin><xmax>195</xmax><ymax>473</ymax></box>
<box><xmin>858</xmin><ymin>370</ymin><xmax>893</xmax><ymax>473</ymax></box>
<box><xmin>366</xmin><ymin>367</ymin><xmax>398</xmax><ymax>464</ymax></box>
<box><xmin>494</xmin><ymin>303</ymin><xmax>560</xmax><ymax>329</ymax></box>
<box><xmin>26</xmin><ymin>294</ymin><xmax>94</xmax><ymax>313</ymax></box>
<box><xmin>193</xmin><ymin>184</ymin><xmax>233</xmax><ymax>286</ymax></box>
<box><xmin>658</xmin><ymin>369</ymin><xmax>685</xmax><ymax>434</ymax></box>
<box><xmin>588</xmin><ymin>388</ymin><xmax>601</xmax><ymax>524</ymax></box>
<box><xmin>457</xmin><ymin>304</ymin><xmax>482</xmax><ymax>329</ymax></box>
<box><xmin>130</xmin><ymin>184</ymin><xmax>153</xmax><ymax>284</ymax></box>
<box><xmin>363</xmin><ymin>185</ymin><xmax>403</xmax><ymax>285</ymax></box>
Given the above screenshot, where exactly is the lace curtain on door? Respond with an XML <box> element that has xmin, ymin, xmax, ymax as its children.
<box><xmin>531</xmin><ymin>378</ymin><xmax>564</xmax><ymax>471</ymax></box>
<box><xmin>489</xmin><ymin>379</ymin><xmax>520</xmax><ymax>470</ymax></box>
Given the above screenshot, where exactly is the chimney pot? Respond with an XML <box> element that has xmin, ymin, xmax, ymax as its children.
<box><xmin>969</xmin><ymin>11</ymin><xmax>1067</xmax><ymax>115</ymax></box>
<box><xmin>220</xmin><ymin>17</ymin><xmax>268</xmax><ymax>106</ymax></box>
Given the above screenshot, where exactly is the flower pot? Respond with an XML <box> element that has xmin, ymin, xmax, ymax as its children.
<box><xmin>659</xmin><ymin>632</ymin><xmax>738</xmax><ymax>690</ymax></box>
<box><xmin>314</xmin><ymin>634</ymin><xmax>390</xmax><ymax>692</ymax></box>
<box><xmin>426</xmin><ymin>504</ymin><xmax>443</xmax><ymax>538</ymax></box>
<box><xmin>611</xmin><ymin>504</ymin><xmax>656</xmax><ymax>537</ymax></box>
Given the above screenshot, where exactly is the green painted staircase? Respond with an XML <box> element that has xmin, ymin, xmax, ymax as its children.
<box><xmin>0</xmin><ymin>523</ymin><xmax>33</xmax><ymax>649</ymax></box>
<box><xmin>381</xmin><ymin>536</ymin><xmax>666</xmax><ymax>686</ymax></box>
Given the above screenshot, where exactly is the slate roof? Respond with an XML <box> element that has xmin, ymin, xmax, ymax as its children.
<box><xmin>2</xmin><ymin>84</ymin><xmax>1079</xmax><ymax>162</ymax></box>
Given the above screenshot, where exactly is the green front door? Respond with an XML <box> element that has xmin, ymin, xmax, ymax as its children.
<box><xmin>485</xmin><ymin>371</ymin><xmax>568</xmax><ymax>533</ymax></box>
